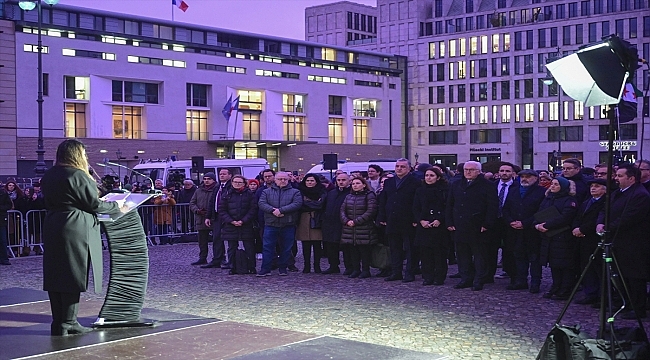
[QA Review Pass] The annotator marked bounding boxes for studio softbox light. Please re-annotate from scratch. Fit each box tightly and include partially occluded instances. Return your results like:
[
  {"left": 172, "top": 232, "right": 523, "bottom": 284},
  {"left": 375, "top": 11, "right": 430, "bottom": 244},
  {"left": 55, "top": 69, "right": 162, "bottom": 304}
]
[{"left": 545, "top": 39, "right": 631, "bottom": 107}]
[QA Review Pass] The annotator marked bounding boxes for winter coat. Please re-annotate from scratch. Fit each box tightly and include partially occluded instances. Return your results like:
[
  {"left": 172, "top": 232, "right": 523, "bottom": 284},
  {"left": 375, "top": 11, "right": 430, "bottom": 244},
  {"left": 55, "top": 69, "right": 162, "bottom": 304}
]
[
  {"left": 535, "top": 190, "right": 578, "bottom": 268},
  {"left": 597, "top": 184, "right": 650, "bottom": 279},
  {"left": 563, "top": 172, "right": 591, "bottom": 204},
  {"left": 572, "top": 196, "right": 605, "bottom": 253},
  {"left": 218, "top": 187, "right": 258, "bottom": 242},
  {"left": 502, "top": 182, "right": 547, "bottom": 253},
  {"left": 445, "top": 174, "right": 499, "bottom": 243},
  {"left": 296, "top": 189, "right": 326, "bottom": 242},
  {"left": 176, "top": 186, "right": 197, "bottom": 204},
  {"left": 41, "top": 166, "right": 120, "bottom": 293},
  {"left": 340, "top": 190, "right": 378, "bottom": 246},
  {"left": 189, "top": 184, "right": 216, "bottom": 231},
  {"left": 321, "top": 187, "right": 350, "bottom": 243},
  {"left": 0, "top": 191, "right": 13, "bottom": 226},
  {"left": 413, "top": 182, "right": 449, "bottom": 248},
  {"left": 377, "top": 173, "right": 421, "bottom": 234},
  {"left": 153, "top": 195, "right": 176, "bottom": 225},
  {"left": 258, "top": 184, "right": 303, "bottom": 227},
  {"left": 206, "top": 180, "right": 233, "bottom": 222}
]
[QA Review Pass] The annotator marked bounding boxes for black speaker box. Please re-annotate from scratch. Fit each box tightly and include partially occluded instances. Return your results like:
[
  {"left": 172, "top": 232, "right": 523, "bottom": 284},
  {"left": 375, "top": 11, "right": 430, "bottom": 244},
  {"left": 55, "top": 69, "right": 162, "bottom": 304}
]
[
  {"left": 191, "top": 156, "right": 204, "bottom": 171},
  {"left": 322, "top": 154, "right": 338, "bottom": 170}
]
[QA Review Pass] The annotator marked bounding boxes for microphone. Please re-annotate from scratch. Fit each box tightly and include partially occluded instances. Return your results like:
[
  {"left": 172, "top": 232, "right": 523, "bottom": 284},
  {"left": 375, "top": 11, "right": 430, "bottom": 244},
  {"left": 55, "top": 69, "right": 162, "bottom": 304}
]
[
  {"left": 103, "top": 161, "right": 162, "bottom": 194},
  {"left": 95, "top": 163, "right": 120, "bottom": 177}
]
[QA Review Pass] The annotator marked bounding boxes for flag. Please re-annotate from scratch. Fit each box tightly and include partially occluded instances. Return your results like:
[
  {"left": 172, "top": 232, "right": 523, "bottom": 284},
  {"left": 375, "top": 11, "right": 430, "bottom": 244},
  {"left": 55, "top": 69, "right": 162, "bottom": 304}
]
[
  {"left": 618, "top": 83, "right": 641, "bottom": 123},
  {"left": 222, "top": 95, "right": 240, "bottom": 121},
  {"left": 172, "top": 0, "right": 189, "bottom": 12}
]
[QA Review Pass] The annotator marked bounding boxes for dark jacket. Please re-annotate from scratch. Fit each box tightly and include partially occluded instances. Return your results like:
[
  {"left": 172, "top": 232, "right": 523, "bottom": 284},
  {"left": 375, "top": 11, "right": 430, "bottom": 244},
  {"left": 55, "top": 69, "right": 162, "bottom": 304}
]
[
  {"left": 413, "top": 182, "right": 449, "bottom": 248},
  {"left": 206, "top": 180, "right": 232, "bottom": 222},
  {"left": 377, "top": 173, "right": 421, "bottom": 234},
  {"left": 41, "top": 166, "right": 120, "bottom": 293},
  {"left": 296, "top": 188, "right": 326, "bottom": 242},
  {"left": 535, "top": 190, "right": 578, "bottom": 268},
  {"left": 258, "top": 184, "right": 303, "bottom": 227},
  {"left": 189, "top": 183, "right": 216, "bottom": 231},
  {"left": 445, "top": 174, "right": 499, "bottom": 243},
  {"left": 218, "top": 187, "right": 258, "bottom": 242},
  {"left": 563, "top": 172, "right": 591, "bottom": 204},
  {"left": 321, "top": 186, "right": 350, "bottom": 243},
  {"left": 176, "top": 186, "right": 197, "bottom": 204},
  {"left": 597, "top": 184, "right": 650, "bottom": 279},
  {"left": 0, "top": 191, "right": 13, "bottom": 224},
  {"left": 340, "top": 190, "right": 378, "bottom": 246},
  {"left": 501, "top": 182, "right": 547, "bottom": 251}
]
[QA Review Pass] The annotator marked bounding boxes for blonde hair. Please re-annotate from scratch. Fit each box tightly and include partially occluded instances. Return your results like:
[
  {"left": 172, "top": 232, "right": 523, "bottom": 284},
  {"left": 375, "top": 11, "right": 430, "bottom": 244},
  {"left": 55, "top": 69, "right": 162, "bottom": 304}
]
[{"left": 55, "top": 139, "right": 92, "bottom": 179}]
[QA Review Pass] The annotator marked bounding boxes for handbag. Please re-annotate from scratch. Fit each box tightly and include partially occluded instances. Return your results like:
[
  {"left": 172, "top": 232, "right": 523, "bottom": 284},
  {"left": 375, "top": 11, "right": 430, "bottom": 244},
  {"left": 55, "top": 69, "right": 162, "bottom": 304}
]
[
  {"left": 371, "top": 243, "right": 391, "bottom": 270},
  {"left": 309, "top": 212, "right": 322, "bottom": 229}
]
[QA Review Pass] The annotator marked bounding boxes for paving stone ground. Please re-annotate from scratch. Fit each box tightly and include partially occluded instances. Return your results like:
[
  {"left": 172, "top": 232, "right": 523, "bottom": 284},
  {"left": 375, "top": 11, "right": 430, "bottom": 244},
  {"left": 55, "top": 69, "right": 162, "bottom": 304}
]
[{"left": 3, "top": 243, "right": 650, "bottom": 359}]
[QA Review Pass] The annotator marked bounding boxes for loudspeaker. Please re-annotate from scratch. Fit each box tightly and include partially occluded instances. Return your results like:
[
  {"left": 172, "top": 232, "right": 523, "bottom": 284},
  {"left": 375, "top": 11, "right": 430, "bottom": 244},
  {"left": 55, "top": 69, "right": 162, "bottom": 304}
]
[
  {"left": 191, "top": 156, "right": 204, "bottom": 171},
  {"left": 322, "top": 154, "right": 338, "bottom": 170}
]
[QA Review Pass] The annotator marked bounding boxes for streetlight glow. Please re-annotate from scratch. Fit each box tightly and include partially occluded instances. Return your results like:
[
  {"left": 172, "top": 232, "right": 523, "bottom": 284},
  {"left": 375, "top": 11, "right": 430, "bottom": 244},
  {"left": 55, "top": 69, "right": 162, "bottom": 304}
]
[{"left": 18, "top": 1, "right": 36, "bottom": 11}]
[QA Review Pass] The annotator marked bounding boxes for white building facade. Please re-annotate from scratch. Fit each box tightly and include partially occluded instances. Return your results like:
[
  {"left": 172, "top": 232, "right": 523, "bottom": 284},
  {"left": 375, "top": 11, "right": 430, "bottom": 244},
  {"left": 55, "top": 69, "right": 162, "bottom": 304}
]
[
  {"left": 0, "top": 1, "right": 405, "bottom": 178},
  {"left": 306, "top": 0, "right": 650, "bottom": 170}
]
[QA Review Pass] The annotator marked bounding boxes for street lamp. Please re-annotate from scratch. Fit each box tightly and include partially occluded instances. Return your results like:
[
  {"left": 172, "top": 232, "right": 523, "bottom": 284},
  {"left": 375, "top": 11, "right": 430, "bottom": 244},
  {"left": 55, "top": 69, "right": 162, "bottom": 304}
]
[
  {"left": 414, "top": 152, "right": 419, "bottom": 166},
  {"left": 116, "top": 149, "right": 123, "bottom": 182},
  {"left": 18, "top": 0, "right": 59, "bottom": 177}
]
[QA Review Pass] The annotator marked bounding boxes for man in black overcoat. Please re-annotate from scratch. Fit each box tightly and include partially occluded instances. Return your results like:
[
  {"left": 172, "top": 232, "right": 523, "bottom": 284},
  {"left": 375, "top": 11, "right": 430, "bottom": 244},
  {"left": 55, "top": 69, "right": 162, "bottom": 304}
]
[
  {"left": 571, "top": 178, "right": 606, "bottom": 304},
  {"left": 203, "top": 168, "right": 232, "bottom": 268},
  {"left": 487, "top": 163, "right": 518, "bottom": 284},
  {"left": 377, "top": 158, "right": 422, "bottom": 282},
  {"left": 501, "top": 169, "right": 547, "bottom": 293},
  {"left": 597, "top": 163, "right": 650, "bottom": 319},
  {"left": 446, "top": 161, "right": 499, "bottom": 291},
  {"left": 0, "top": 190, "right": 13, "bottom": 265},
  {"left": 321, "top": 173, "right": 351, "bottom": 274}
]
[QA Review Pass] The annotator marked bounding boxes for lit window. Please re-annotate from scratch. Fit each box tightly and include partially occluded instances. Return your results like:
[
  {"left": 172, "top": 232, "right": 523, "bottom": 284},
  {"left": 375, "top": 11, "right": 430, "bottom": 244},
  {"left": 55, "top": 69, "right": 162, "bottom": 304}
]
[
  {"left": 328, "top": 118, "right": 344, "bottom": 144},
  {"left": 23, "top": 44, "right": 48, "bottom": 53},
  {"left": 186, "top": 110, "right": 208, "bottom": 141},
  {"left": 353, "top": 119, "right": 368, "bottom": 144}
]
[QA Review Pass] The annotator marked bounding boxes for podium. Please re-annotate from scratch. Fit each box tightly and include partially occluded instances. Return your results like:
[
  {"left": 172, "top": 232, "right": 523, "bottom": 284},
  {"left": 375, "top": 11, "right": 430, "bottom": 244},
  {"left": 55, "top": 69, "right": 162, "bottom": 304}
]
[{"left": 94, "top": 192, "right": 156, "bottom": 329}]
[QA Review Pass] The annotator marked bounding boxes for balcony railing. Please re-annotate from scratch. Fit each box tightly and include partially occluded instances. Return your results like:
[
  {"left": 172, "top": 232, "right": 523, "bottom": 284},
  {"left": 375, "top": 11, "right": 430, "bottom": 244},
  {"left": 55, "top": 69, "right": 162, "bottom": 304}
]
[{"left": 353, "top": 109, "right": 376, "bottom": 117}]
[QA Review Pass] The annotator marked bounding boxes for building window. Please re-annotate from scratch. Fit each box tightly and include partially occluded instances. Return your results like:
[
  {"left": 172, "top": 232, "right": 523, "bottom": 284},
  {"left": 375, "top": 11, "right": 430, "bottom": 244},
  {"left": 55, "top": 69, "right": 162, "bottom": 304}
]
[
  {"left": 437, "top": 86, "right": 445, "bottom": 103},
  {"left": 479, "top": 83, "right": 488, "bottom": 100},
  {"left": 437, "top": 63, "right": 445, "bottom": 81},
  {"left": 353, "top": 99, "right": 377, "bottom": 117},
  {"left": 64, "top": 76, "right": 89, "bottom": 100},
  {"left": 329, "top": 96, "right": 343, "bottom": 115},
  {"left": 598, "top": 124, "right": 637, "bottom": 140},
  {"left": 112, "top": 106, "right": 142, "bottom": 139},
  {"left": 64, "top": 103, "right": 86, "bottom": 138},
  {"left": 283, "top": 94, "right": 304, "bottom": 113},
  {"left": 437, "top": 109, "right": 446, "bottom": 125},
  {"left": 23, "top": 44, "right": 48, "bottom": 53},
  {"left": 186, "top": 110, "right": 208, "bottom": 140},
  {"left": 186, "top": 84, "right": 208, "bottom": 107},
  {"left": 429, "top": 131, "right": 458, "bottom": 144},
  {"left": 525, "top": 103, "right": 535, "bottom": 122},
  {"left": 238, "top": 90, "right": 263, "bottom": 111},
  {"left": 353, "top": 119, "right": 368, "bottom": 144},
  {"left": 502, "top": 104, "right": 511, "bottom": 123},
  {"left": 501, "top": 81, "right": 510, "bottom": 99},
  {"left": 458, "top": 84, "right": 466, "bottom": 102},
  {"left": 549, "top": 126, "right": 583, "bottom": 141},
  {"left": 471, "top": 129, "right": 501, "bottom": 143},
  {"left": 576, "top": 24, "right": 583, "bottom": 44},
  {"left": 458, "top": 107, "right": 467, "bottom": 124},
  {"left": 112, "top": 81, "right": 158, "bottom": 104},
  {"left": 328, "top": 118, "right": 344, "bottom": 144},
  {"left": 242, "top": 113, "right": 260, "bottom": 140},
  {"left": 283, "top": 116, "right": 304, "bottom": 141}
]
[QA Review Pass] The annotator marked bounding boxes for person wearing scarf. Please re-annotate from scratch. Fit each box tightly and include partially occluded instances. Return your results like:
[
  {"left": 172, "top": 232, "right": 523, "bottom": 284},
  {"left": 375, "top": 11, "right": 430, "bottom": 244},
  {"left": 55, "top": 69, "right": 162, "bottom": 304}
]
[{"left": 296, "top": 174, "right": 327, "bottom": 273}]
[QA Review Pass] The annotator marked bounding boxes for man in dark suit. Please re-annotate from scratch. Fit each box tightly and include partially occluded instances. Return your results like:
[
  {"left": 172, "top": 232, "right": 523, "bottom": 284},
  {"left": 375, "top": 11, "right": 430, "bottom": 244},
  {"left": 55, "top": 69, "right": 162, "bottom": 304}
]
[
  {"left": 377, "top": 158, "right": 422, "bottom": 282},
  {"left": 501, "top": 169, "right": 547, "bottom": 293},
  {"left": 203, "top": 168, "right": 232, "bottom": 268},
  {"left": 321, "top": 173, "right": 351, "bottom": 274},
  {"left": 571, "top": 178, "right": 607, "bottom": 304},
  {"left": 446, "top": 161, "right": 499, "bottom": 291},
  {"left": 597, "top": 163, "right": 650, "bottom": 319},
  {"left": 487, "top": 162, "right": 518, "bottom": 284}
]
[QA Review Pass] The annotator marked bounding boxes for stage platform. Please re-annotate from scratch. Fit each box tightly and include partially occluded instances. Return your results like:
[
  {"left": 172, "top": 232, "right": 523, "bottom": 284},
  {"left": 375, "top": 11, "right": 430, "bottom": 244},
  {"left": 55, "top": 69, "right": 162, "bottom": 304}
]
[{"left": 0, "top": 288, "right": 443, "bottom": 359}]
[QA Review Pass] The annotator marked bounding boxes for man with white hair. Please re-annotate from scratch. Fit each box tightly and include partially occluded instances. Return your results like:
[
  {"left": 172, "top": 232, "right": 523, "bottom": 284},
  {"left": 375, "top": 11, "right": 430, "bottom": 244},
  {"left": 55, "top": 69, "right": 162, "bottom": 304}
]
[{"left": 446, "top": 161, "right": 499, "bottom": 291}]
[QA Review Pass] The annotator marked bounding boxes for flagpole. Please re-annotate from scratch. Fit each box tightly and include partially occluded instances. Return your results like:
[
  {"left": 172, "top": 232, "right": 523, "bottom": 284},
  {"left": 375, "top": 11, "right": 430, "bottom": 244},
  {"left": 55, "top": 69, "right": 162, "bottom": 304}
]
[
  {"left": 231, "top": 110, "right": 240, "bottom": 159},
  {"left": 171, "top": 1, "right": 174, "bottom": 21}
]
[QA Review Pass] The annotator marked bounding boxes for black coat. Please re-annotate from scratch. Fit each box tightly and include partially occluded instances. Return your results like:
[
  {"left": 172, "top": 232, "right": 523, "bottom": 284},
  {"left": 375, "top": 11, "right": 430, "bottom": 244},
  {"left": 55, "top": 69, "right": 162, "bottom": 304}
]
[
  {"left": 340, "top": 190, "right": 378, "bottom": 246},
  {"left": 0, "top": 191, "right": 12, "bottom": 224},
  {"left": 321, "top": 187, "right": 350, "bottom": 243},
  {"left": 536, "top": 191, "right": 578, "bottom": 268},
  {"left": 564, "top": 172, "right": 591, "bottom": 205},
  {"left": 597, "top": 184, "right": 650, "bottom": 279},
  {"left": 413, "top": 182, "right": 449, "bottom": 248},
  {"left": 218, "top": 188, "right": 257, "bottom": 242},
  {"left": 377, "top": 173, "right": 421, "bottom": 234},
  {"left": 41, "top": 166, "right": 120, "bottom": 293},
  {"left": 176, "top": 186, "right": 197, "bottom": 204},
  {"left": 445, "top": 174, "right": 499, "bottom": 243}
]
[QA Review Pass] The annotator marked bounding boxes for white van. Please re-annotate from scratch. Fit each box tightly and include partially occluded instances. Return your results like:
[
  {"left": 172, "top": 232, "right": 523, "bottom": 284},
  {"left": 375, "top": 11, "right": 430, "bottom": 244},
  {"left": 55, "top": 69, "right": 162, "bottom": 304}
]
[
  {"left": 306, "top": 160, "right": 397, "bottom": 179},
  {"left": 129, "top": 158, "right": 269, "bottom": 186}
]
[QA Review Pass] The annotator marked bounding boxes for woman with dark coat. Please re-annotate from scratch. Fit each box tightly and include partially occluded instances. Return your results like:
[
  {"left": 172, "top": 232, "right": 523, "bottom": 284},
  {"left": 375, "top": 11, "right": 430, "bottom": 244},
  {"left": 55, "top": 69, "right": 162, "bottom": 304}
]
[
  {"left": 41, "top": 139, "right": 122, "bottom": 336},
  {"left": 534, "top": 177, "right": 578, "bottom": 300},
  {"left": 4, "top": 181, "right": 24, "bottom": 253},
  {"left": 218, "top": 175, "right": 258, "bottom": 275},
  {"left": 413, "top": 167, "right": 449, "bottom": 286},
  {"left": 340, "top": 177, "right": 378, "bottom": 279},
  {"left": 296, "top": 174, "right": 327, "bottom": 273}
]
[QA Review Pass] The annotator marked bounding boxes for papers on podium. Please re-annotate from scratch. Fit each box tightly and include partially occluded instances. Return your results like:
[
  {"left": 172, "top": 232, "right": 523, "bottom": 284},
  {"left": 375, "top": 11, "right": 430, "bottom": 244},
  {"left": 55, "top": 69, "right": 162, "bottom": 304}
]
[{"left": 98, "top": 192, "right": 154, "bottom": 222}]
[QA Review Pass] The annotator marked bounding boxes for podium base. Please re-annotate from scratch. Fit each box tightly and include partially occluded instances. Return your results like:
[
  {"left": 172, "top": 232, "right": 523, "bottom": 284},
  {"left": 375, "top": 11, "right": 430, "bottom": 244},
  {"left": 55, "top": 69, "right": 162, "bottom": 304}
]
[{"left": 92, "top": 318, "right": 159, "bottom": 329}]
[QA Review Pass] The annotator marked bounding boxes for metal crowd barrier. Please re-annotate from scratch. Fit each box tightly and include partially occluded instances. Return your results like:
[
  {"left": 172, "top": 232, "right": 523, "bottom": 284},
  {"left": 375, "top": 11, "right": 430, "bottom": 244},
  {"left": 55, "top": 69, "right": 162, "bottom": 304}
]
[{"left": 3, "top": 204, "right": 198, "bottom": 257}]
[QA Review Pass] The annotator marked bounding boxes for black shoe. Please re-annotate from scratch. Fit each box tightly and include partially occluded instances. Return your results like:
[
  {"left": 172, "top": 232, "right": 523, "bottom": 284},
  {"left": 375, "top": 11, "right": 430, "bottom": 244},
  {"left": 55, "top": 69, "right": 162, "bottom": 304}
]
[
  {"left": 402, "top": 275, "right": 415, "bottom": 283},
  {"left": 191, "top": 259, "right": 207, "bottom": 266},
  {"left": 376, "top": 269, "right": 391, "bottom": 277},
  {"left": 343, "top": 269, "right": 354, "bottom": 276},
  {"left": 506, "top": 283, "right": 528, "bottom": 290},
  {"left": 228, "top": 269, "right": 236, "bottom": 275},
  {"left": 321, "top": 267, "right": 340, "bottom": 274},
  {"left": 472, "top": 284, "right": 484, "bottom": 291},
  {"left": 53, "top": 322, "right": 93, "bottom": 336},
  {"left": 423, "top": 280, "right": 435, "bottom": 286},
  {"left": 529, "top": 284, "right": 540, "bottom": 294},
  {"left": 314, "top": 266, "right": 322, "bottom": 274},
  {"left": 449, "top": 273, "right": 461, "bottom": 279},
  {"left": 288, "top": 265, "right": 299, "bottom": 272},
  {"left": 201, "top": 262, "right": 220, "bottom": 269},
  {"left": 385, "top": 274, "right": 403, "bottom": 281},
  {"left": 454, "top": 282, "right": 472, "bottom": 289},
  {"left": 302, "top": 267, "right": 311, "bottom": 274},
  {"left": 348, "top": 270, "right": 361, "bottom": 278},
  {"left": 575, "top": 296, "right": 598, "bottom": 305},
  {"left": 0, "top": 260, "right": 10, "bottom": 266},
  {"left": 432, "top": 281, "right": 444, "bottom": 286},
  {"left": 358, "top": 271, "right": 371, "bottom": 279}
]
